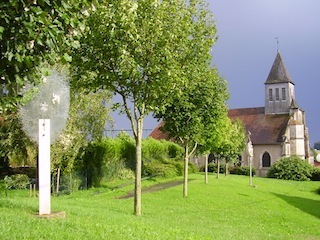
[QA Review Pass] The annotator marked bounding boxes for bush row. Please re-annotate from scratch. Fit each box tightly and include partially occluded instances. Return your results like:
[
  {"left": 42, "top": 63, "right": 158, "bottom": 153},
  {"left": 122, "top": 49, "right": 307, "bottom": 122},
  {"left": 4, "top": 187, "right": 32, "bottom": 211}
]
[
  {"left": 4, "top": 174, "right": 30, "bottom": 189},
  {"left": 200, "top": 163, "right": 256, "bottom": 176},
  {"left": 78, "top": 133, "right": 193, "bottom": 187}
]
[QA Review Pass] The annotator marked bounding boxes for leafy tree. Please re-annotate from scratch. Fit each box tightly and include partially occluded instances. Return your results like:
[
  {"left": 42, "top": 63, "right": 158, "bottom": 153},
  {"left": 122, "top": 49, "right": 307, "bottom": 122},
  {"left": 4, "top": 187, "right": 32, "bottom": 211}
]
[
  {"left": 197, "top": 113, "right": 228, "bottom": 183},
  {"left": 0, "top": 0, "right": 96, "bottom": 113},
  {"left": 224, "top": 119, "right": 247, "bottom": 175},
  {"left": 71, "top": 0, "right": 217, "bottom": 215},
  {"left": 156, "top": 67, "right": 229, "bottom": 197},
  {"left": 51, "top": 88, "right": 113, "bottom": 189},
  {"left": 209, "top": 118, "right": 246, "bottom": 177},
  {"left": 0, "top": 113, "right": 37, "bottom": 170}
]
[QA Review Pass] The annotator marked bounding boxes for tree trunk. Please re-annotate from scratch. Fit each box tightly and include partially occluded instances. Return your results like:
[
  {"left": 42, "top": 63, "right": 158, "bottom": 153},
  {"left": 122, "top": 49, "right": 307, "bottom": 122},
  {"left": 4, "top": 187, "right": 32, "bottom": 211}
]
[
  {"left": 134, "top": 118, "right": 143, "bottom": 216},
  {"left": 217, "top": 159, "right": 220, "bottom": 179},
  {"left": 205, "top": 154, "right": 208, "bottom": 184},
  {"left": 225, "top": 161, "right": 228, "bottom": 177},
  {"left": 56, "top": 167, "right": 60, "bottom": 193},
  {"left": 183, "top": 144, "right": 189, "bottom": 198}
]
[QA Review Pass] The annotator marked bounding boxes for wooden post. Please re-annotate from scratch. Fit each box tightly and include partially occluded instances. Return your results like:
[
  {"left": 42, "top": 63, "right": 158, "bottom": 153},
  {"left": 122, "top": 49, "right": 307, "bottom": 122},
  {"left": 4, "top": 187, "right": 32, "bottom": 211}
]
[{"left": 205, "top": 154, "right": 208, "bottom": 184}]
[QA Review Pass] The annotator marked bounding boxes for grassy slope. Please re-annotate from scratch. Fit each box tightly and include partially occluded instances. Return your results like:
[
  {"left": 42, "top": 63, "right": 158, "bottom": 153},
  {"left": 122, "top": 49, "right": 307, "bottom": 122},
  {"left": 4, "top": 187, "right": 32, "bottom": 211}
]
[{"left": 1, "top": 174, "right": 320, "bottom": 239}]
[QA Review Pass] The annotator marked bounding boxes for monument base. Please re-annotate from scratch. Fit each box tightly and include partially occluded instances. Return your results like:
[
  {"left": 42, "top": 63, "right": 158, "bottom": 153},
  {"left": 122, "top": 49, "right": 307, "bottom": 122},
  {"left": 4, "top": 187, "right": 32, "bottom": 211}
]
[{"left": 34, "top": 211, "right": 66, "bottom": 219}]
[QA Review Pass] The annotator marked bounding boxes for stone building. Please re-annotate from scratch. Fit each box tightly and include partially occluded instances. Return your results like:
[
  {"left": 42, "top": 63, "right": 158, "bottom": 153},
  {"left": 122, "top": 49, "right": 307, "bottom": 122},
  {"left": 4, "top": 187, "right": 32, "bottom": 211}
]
[
  {"left": 150, "top": 52, "right": 311, "bottom": 176},
  {"left": 228, "top": 52, "right": 311, "bottom": 176}
]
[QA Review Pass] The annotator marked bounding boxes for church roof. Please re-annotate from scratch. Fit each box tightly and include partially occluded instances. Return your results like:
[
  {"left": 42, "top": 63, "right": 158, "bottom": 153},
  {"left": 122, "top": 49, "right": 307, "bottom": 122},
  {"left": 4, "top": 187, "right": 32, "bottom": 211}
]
[
  {"left": 150, "top": 107, "right": 290, "bottom": 145},
  {"left": 265, "top": 52, "right": 294, "bottom": 85},
  {"left": 149, "top": 121, "right": 170, "bottom": 140},
  {"left": 228, "top": 107, "right": 290, "bottom": 145}
]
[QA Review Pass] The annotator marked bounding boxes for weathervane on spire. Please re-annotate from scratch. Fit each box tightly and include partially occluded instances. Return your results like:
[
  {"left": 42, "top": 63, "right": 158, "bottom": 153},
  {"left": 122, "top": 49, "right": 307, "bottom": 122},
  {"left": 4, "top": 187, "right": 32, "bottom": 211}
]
[{"left": 275, "top": 37, "right": 279, "bottom": 52}]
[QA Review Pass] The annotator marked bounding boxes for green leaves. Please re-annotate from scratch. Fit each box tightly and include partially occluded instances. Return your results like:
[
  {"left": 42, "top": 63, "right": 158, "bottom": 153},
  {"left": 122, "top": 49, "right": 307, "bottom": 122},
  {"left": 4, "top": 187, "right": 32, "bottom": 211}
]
[{"left": 0, "top": 0, "right": 95, "bottom": 113}]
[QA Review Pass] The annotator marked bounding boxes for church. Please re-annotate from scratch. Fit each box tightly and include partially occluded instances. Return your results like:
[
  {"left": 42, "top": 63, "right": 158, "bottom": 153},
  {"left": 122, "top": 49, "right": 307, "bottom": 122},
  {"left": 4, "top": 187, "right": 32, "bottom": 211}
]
[
  {"left": 150, "top": 52, "right": 312, "bottom": 177},
  {"left": 228, "top": 52, "right": 311, "bottom": 176}
]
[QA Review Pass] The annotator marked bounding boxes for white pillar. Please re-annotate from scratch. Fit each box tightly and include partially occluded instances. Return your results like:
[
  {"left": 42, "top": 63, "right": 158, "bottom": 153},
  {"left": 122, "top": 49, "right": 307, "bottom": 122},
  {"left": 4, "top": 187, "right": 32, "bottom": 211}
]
[{"left": 39, "top": 119, "right": 51, "bottom": 215}]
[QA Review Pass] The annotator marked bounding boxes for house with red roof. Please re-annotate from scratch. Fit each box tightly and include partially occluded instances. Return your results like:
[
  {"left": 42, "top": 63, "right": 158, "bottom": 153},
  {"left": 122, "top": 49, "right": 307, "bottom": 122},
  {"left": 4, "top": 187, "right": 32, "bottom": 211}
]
[{"left": 150, "top": 52, "right": 312, "bottom": 176}]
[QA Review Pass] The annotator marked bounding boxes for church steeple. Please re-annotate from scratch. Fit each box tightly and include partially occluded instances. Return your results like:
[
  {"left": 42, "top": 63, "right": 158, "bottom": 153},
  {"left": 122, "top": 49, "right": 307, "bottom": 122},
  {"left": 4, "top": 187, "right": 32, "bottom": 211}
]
[
  {"left": 265, "top": 52, "right": 294, "bottom": 85},
  {"left": 264, "top": 52, "right": 295, "bottom": 115}
]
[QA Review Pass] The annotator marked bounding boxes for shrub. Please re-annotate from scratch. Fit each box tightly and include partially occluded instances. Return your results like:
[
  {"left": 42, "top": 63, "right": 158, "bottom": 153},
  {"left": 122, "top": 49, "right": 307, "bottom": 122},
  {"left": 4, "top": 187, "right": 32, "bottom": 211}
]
[
  {"left": 117, "top": 133, "right": 136, "bottom": 170},
  {"left": 142, "top": 157, "right": 197, "bottom": 178},
  {"left": 53, "top": 173, "right": 83, "bottom": 194},
  {"left": 165, "top": 141, "right": 184, "bottom": 159},
  {"left": 172, "top": 160, "right": 184, "bottom": 175},
  {"left": 267, "top": 155, "right": 313, "bottom": 181},
  {"left": 200, "top": 163, "right": 227, "bottom": 173},
  {"left": 188, "top": 162, "right": 199, "bottom": 174},
  {"left": 230, "top": 166, "right": 256, "bottom": 176},
  {"left": 142, "top": 138, "right": 167, "bottom": 160},
  {"left": 77, "top": 134, "right": 186, "bottom": 186},
  {"left": 142, "top": 138, "right": 184, "bottom": 161},
  {"left": 142, "top": 159, "right": 178, "bottom": 178},
  {"left": 311, "top": 167, "right": 320, "bottom": 181},
  {"left": 4, "top": 174, "right": 30, "bottom": 189},
  {"left": 0, "top": 180, "right": 7, "bottom": 196},
  {"left": 78, "top": 141, "right": 106, "bottom": 187}
]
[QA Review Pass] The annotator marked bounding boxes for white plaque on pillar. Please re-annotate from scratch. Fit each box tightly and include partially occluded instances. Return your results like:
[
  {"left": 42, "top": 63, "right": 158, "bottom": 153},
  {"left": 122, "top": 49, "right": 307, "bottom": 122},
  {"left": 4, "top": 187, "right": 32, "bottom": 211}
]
[{"left": 39, "top": 119, "right": 51, "bottom": 215}]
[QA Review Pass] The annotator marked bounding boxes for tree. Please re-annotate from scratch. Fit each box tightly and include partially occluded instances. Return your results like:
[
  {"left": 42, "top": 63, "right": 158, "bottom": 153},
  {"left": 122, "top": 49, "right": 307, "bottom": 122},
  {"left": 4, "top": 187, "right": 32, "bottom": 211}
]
[
  {"left": 71, "top": 0, "right": 217, "bottom": 215},
  {"left": 51, "top": 88, "right": 113, "bottom": 191},
  {"left": 0, "top": 0, "right": 96, "bottom": 113},
  {"left": 0, "top": 113, "right": 36, "bottom": 170},
  {"left": 197, "top": 113, "right": 229, "bottom": 183},
  {"left": 209, "top": 117, "right": 246, "bottom": 177},
  {"left": 223, "top": 119, "right": 246, "bottom": 175},
  {"left": 156, "top": 67, "right": 229, "bottom": 197}
]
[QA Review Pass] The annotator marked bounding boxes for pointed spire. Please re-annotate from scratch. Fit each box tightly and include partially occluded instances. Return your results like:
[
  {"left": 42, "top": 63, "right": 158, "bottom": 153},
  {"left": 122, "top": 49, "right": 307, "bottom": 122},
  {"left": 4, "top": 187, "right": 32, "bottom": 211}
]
[{"left": 265, "top": 52, "right": 294, "bottom": 84}]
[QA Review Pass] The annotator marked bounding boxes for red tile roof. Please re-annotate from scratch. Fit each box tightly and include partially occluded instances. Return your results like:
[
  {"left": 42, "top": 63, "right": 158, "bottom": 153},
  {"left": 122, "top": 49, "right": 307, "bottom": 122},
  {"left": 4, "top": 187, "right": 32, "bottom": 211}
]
[
  {"left": 149, "top": 121, "right": 170, "bottom": 140},
  {"left": 228, "top": 107, "right": 290, "bottom": 145},
  {"left": 150, "top": 107, "right": 290, "bottom": 146}
]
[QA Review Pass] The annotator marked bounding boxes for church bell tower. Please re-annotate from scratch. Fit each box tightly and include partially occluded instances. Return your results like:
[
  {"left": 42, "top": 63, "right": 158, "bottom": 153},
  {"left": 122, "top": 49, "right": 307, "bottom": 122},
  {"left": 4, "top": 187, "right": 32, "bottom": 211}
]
[{"left": 264, "top": 52, "right": 295, "bottom": 115}]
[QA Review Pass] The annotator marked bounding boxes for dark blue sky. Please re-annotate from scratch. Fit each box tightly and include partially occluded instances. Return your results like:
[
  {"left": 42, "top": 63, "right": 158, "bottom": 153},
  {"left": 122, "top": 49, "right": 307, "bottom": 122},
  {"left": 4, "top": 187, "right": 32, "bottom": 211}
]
[
  {"left": 112, "top": 0, "right": 320, "bottom": 145},
  {"left": 209, "top": 0, "right": 320, "bottom": 145}
]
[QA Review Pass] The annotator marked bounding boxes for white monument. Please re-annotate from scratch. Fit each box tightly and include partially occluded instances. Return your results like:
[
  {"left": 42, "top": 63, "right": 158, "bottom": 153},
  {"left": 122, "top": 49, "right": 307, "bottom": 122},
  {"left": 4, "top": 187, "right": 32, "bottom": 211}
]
[{"left": 20, "top": 69, "right": 69, "bottom": 216}]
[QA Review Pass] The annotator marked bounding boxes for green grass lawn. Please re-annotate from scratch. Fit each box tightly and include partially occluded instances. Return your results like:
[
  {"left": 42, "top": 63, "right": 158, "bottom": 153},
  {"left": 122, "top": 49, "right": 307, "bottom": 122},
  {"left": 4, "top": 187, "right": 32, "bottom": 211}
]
[{"left": 1, "top": 174, "right": 320, "bottom": 239}]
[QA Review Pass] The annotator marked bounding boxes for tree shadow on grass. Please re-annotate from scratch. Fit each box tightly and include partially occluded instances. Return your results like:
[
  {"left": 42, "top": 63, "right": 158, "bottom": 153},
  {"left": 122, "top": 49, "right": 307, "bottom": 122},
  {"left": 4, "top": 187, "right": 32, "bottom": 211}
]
[
  {"left": 118, "top": 179, "right": 194, "bottom": 199},
  {"left": 273, "top": 193, "right": 320, "bottom": 219}
]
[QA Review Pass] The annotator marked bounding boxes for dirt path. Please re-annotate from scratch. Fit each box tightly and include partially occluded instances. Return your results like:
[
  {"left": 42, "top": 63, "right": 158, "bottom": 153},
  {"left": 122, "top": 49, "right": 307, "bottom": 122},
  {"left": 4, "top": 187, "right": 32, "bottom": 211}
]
[{"left": 118, "top": 179, "right": 186, "bottom": 199}]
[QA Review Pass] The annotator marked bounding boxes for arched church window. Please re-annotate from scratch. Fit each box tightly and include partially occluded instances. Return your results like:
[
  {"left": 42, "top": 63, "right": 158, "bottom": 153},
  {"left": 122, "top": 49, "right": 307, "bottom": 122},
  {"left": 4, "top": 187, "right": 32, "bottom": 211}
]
[
  {"left": 262, "top": 152, "right": 271, "bottom": 167},
  {"left": 208, "top": 153, "right": 215, "bottom": 164}
]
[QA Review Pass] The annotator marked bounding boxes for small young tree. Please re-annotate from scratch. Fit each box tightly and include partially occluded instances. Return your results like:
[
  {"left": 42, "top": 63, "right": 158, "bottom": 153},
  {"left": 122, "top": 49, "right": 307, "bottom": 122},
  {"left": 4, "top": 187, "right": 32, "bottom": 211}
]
[
  {"left": 156, "top": 67, "right": 228, "bottom": 197},
  {"left": 224, "top": 119, "right": 247, "bottom": 176},
  {"left": 51, "top": 88, "right": 113, "bottom": 191},
  {"left": 71, "top": 0, "right": 218, "bottom": 215},
  {"left": 201, "top": 115, "right": 230, "bottom": 179},
  {"left": 197, "top": 113, "right": 230, "bottom": 183}
]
